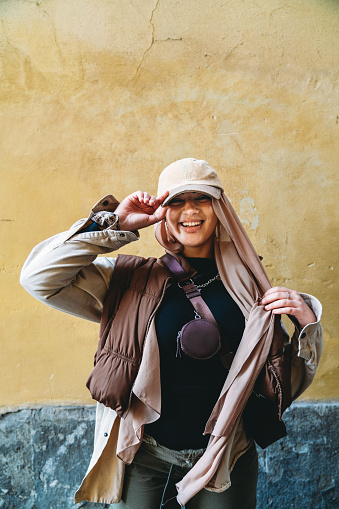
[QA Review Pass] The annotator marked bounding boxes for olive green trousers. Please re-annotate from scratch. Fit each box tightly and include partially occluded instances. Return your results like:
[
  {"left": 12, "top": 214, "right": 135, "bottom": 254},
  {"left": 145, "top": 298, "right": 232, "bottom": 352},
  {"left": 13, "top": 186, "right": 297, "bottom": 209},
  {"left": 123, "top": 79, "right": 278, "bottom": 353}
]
[{"left": 116, "top": 437, "right": 258, "bottom": 509}]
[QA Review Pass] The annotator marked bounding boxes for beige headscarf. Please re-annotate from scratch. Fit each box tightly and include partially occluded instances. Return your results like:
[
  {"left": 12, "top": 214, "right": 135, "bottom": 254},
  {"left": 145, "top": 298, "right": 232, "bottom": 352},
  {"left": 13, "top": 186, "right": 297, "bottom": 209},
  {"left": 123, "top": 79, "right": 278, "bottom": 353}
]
[{"left": 154, "top": 192, "right": 276, "bottom": 506}]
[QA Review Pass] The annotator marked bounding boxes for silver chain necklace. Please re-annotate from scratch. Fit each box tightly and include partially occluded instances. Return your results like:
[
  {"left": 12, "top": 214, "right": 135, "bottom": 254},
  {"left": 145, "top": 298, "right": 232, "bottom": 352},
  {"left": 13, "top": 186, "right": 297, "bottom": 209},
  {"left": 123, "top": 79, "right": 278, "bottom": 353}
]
[{"left": 194, "top": 273, "right": 221, "bottom": 289}]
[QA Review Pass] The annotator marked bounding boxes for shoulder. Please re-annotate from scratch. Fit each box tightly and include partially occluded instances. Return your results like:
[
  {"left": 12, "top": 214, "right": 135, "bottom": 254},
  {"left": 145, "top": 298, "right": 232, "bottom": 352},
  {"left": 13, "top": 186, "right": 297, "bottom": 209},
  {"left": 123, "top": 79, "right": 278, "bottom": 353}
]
[{"left": 114, "top": 254, "right": 159, "bottom": 271}]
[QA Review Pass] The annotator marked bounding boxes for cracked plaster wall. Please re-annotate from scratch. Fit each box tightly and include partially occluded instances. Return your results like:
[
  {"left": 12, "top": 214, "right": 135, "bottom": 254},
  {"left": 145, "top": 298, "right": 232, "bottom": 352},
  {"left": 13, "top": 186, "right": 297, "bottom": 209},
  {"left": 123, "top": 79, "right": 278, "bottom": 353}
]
[{"left": 0, "top": 0, "right": 338, "bottom": 410}]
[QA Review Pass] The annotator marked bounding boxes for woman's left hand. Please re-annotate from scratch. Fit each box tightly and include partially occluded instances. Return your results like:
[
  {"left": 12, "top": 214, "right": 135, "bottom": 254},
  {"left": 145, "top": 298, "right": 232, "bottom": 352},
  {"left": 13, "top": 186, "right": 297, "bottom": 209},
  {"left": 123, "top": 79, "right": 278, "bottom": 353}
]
[{"left": 261, "top": 286, "right": 317, "bottom": 329}]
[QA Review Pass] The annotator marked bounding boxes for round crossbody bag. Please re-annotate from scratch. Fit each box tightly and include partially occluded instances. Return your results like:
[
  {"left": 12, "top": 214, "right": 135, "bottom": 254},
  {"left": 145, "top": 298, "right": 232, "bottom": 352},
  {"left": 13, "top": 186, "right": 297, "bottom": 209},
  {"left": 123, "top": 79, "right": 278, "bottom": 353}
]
[
  {"left": 161, "top": 253, "right": 233, "bottom": 362},
  {"left": 178, "top": 317, "right": 221, "bottom": 359}
]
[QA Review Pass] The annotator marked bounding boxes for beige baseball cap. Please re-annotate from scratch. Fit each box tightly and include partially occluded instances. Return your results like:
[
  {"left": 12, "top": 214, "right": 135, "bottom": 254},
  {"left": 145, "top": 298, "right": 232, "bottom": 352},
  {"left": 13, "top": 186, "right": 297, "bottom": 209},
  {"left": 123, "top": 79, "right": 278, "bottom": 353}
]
[{"left": 158, "top": 158, "right": 224, "bottom": 206}]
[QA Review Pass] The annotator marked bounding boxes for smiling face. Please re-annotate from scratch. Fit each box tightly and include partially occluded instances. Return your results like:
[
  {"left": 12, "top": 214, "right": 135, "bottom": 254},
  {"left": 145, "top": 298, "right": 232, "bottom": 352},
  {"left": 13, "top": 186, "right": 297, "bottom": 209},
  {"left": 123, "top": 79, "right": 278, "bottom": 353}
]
[{"left": 165, "top": 192, "right": 218, "bottom": 258}]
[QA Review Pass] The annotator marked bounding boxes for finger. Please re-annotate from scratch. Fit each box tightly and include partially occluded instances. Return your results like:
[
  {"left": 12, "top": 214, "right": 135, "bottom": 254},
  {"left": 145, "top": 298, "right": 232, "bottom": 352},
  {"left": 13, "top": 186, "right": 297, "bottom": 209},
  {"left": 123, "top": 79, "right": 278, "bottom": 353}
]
[
  {"left": 141, "top": 192, "right": 152, "bottom": 203},
  {"left": 264, "top": 298, "right": 295, "bottom": 311},
  {"left": 156, "top": 190, "right": 170, "bottom": 207},
  {"left": 270, "top": 307, "right": 296, "bottom": 316},
  {"left": 147, "top": 212, "right": 163, "bottom": 226},
  {"left": 152, "top": 198, "right": 168, "bottom": 211},
  {"left": 261, "top": 288, "right": 296, "bottom": 305},
  {"left": 262, "top": 292, "right": 294, "bottom": 305},
  {"left": 134, "top": 191, "right": 145, "bottom": 202},
  {"left": 147, "top": 195, "right": 158, "bottom": 206},
  {"left": 263, "top": 286, "right": 291, "bottom": 297},
  {"left": 154, "top": 206, "right": 167, "bottom": 221},
  {"left": 148, "top": 215, "right": 159, "bottom": 225},
  {"left": 132, "top": 191, "right": 152, "bottom": 203}
]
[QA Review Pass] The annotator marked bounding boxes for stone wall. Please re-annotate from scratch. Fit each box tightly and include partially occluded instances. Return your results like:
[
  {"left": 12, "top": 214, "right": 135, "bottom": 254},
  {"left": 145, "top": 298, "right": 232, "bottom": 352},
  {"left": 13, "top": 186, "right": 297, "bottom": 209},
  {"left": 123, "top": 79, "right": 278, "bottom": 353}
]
[{"left": 0, "top": 403, "right": 337, "bottom": 508}]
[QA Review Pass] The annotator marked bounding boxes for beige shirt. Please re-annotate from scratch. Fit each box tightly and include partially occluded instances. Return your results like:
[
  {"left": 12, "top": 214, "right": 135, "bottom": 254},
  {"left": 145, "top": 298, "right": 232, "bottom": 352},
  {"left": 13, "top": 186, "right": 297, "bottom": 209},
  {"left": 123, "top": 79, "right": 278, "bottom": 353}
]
[{"left": 20, "top": 201, "right": 323, "bottom": 505}]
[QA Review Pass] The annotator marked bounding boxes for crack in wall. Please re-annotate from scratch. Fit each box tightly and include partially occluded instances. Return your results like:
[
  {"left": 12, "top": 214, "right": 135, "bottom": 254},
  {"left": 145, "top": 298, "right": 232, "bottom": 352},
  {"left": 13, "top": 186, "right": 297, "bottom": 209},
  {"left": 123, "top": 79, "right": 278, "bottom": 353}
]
[
  {"left": 1, "top": 1, "right": 68, "bottom": 92},
  {"left": 134, "top": 0, "right": 161, "bottom": 78},
  {"left": 34, "top": 1, "right": 65, "bottom": 65}
]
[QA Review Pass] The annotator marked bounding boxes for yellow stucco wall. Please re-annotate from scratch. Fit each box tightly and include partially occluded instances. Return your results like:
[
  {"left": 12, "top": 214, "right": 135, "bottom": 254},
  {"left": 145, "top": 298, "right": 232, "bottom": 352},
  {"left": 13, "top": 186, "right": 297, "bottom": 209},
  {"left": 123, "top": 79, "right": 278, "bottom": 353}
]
[{"left": 0, "top": 0, "right": 338, "bottom": 409}]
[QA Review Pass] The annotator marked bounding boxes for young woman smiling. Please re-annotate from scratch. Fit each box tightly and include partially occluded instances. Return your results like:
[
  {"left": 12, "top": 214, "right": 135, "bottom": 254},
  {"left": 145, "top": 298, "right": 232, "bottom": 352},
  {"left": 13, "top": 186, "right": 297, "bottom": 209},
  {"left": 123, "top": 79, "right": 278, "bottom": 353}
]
[
  {"left": 164, "top": 192, "right": 218, "bottom": 258},
  {"left": 20, "top": 158, "right": 322, "bottom": 508}
]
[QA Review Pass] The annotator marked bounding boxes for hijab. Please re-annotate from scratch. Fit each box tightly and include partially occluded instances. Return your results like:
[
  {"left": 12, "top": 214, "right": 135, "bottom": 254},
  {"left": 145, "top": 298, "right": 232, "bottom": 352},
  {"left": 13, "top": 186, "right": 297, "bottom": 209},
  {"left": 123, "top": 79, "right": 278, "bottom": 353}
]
[{"left": 154, "top": 191, "right": 277, "bottom": 505}]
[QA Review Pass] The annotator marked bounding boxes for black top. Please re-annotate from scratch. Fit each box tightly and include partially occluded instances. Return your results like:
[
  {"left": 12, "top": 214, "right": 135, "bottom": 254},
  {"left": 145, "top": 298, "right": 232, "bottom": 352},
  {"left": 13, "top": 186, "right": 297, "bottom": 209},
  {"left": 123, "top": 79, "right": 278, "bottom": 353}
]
[{"left": 145, "top": 257, "right": 245, "bottom": 450}]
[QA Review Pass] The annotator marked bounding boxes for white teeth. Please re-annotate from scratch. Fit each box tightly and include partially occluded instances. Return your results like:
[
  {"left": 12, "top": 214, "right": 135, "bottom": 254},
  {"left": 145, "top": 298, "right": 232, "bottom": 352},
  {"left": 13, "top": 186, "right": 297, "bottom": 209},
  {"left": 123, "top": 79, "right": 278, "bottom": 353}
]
[{"left": 182, "top": 221, "right": 202, "bottom": 227}]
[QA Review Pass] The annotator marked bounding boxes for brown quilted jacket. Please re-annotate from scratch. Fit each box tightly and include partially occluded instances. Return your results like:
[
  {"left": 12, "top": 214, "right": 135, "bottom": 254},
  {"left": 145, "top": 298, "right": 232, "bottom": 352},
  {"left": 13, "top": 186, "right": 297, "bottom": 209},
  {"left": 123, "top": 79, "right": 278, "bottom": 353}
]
[{"left": 86, "top": 252, "right": 292, "bottom": 447}]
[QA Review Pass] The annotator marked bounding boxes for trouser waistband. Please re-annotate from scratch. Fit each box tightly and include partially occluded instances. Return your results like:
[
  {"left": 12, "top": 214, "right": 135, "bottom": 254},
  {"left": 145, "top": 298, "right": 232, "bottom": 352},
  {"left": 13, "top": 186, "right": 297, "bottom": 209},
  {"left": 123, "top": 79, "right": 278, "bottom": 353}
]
[{"left": 143, "top": 433, "right": 206, "bottom": 470}]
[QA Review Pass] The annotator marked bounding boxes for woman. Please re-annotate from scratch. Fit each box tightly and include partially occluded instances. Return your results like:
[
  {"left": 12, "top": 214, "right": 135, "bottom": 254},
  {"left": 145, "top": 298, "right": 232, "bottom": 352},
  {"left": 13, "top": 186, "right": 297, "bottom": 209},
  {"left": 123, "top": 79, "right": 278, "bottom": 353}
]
[{"left": 20, "top": 158, "right": 322, "bottom": 508}]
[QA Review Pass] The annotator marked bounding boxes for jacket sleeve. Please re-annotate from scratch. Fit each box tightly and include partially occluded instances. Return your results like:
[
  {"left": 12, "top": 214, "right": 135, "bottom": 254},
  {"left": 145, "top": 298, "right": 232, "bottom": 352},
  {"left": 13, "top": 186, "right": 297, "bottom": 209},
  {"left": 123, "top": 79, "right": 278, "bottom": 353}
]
[
  {"left": 289, "top": 293, "right": 323, "bottom": 400},
  {"left": 20, "top": 195, "right": 139, "bottom": 323}
]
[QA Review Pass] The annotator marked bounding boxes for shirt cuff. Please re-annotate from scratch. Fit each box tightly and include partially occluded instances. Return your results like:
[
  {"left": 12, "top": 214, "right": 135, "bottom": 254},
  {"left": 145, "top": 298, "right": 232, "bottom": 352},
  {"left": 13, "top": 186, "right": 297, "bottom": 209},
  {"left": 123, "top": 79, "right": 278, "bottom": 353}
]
[
  {"left": 61, "top": 194, "right": 140, "bottom": 244},
  {"left": 295, "top": 293, "right": 322, "bottom": 361}
]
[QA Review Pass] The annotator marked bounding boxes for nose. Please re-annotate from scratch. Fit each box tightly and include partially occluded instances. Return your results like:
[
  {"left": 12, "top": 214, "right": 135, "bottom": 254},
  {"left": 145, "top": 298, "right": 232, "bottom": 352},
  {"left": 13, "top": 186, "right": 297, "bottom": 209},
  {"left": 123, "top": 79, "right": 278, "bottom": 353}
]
[{"left": 183, "top": 199, "right": 199, "bottom": 215}]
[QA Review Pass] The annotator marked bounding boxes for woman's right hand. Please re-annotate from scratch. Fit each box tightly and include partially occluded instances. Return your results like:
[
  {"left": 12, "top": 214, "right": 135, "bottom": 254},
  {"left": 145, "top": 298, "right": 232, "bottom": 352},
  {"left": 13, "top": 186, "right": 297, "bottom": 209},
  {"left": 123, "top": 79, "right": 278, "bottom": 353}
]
[{"left": 114, "top": 190, "right": 169, "bottom": 231}]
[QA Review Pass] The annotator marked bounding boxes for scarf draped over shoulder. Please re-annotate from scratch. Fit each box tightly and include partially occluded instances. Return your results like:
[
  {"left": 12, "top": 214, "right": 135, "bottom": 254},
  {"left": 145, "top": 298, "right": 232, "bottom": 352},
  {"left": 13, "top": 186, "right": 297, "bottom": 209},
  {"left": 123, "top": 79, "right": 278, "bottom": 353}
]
[{"left": 155, "top": 193, "right": 277, "bottom": 506}]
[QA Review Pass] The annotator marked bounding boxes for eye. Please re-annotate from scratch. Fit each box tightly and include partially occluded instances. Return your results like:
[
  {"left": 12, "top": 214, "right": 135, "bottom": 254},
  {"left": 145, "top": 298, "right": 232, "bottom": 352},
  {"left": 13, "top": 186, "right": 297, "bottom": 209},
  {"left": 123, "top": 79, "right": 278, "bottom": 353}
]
[
  {"left": 168, "top": 197, "right": 185, "bottom": 206},
  {"left": 195, "top": 194, "right": 211, "bottom": 203}
]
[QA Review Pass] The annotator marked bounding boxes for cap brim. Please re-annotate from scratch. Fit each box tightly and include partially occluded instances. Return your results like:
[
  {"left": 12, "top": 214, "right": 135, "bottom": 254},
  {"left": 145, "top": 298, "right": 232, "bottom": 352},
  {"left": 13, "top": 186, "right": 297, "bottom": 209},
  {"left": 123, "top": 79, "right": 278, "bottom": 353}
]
[{"left": 162, "top": 185, "right": 222, "bottom": 206}]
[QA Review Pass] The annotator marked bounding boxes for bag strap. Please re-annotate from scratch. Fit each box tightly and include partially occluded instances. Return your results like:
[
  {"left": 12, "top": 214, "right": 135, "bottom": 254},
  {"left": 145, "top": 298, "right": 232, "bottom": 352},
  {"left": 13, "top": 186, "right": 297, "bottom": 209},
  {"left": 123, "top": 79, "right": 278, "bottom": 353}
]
[
  {"left": 161, "top": 253, "right": 219, "bottom": 327},
  {"left": 160, "top": 253, "right": 235, "bottom": 367}
]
